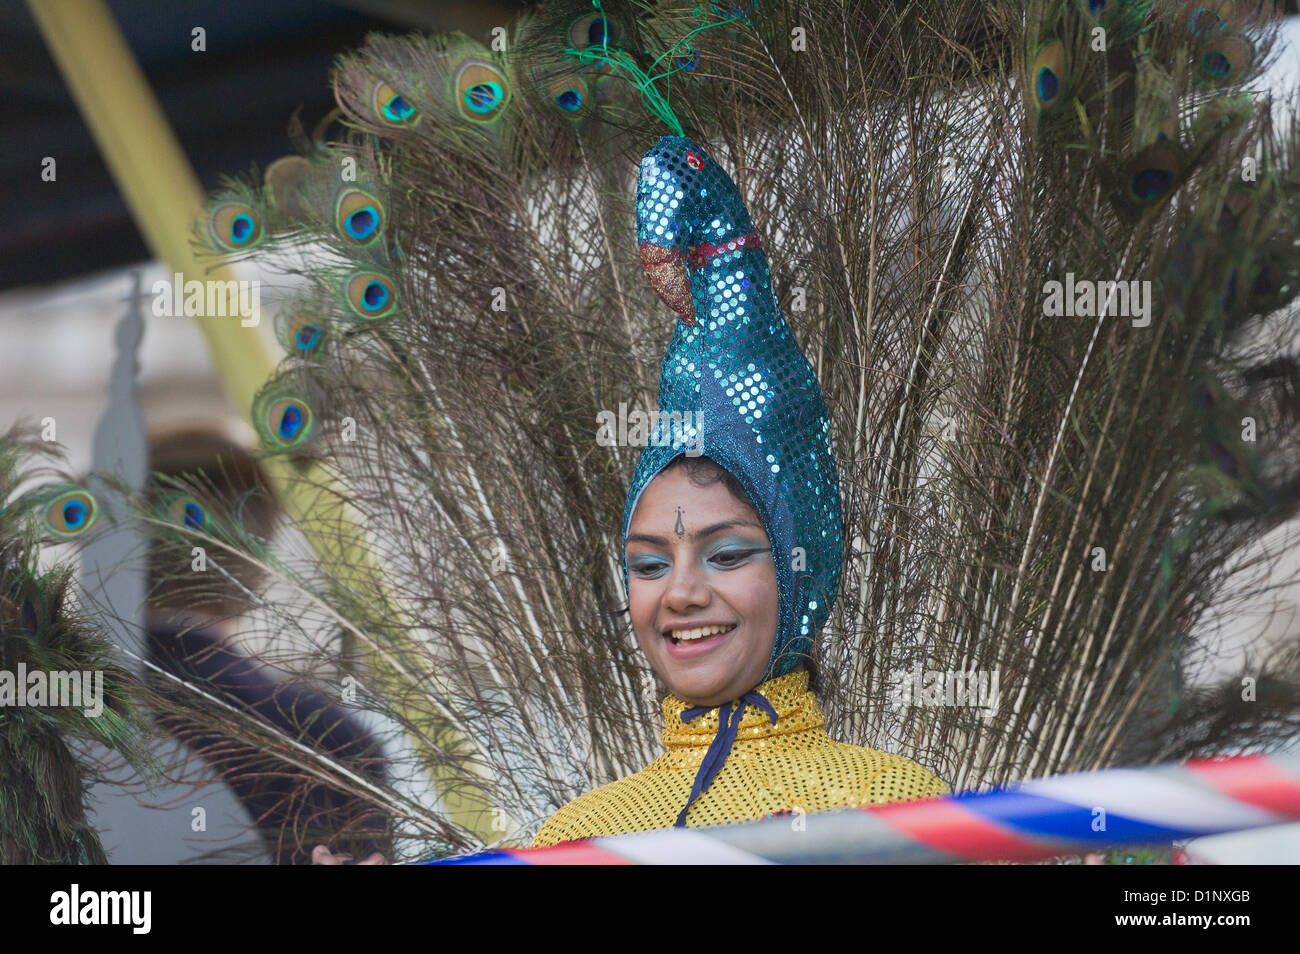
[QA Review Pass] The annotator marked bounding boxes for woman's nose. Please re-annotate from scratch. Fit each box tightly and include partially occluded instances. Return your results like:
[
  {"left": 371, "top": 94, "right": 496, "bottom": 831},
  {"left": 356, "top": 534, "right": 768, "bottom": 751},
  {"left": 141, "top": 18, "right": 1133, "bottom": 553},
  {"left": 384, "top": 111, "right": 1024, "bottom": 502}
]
[{"left": 662, "top": 560, "right": 710, "bottom": 612}]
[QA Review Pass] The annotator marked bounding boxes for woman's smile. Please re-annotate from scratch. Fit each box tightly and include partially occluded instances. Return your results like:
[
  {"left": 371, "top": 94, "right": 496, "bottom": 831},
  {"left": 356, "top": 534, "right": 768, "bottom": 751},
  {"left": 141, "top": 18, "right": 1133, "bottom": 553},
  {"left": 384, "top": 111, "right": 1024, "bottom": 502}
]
[{"left": 664, "top": 621, "right": 738, "bottom": 655}]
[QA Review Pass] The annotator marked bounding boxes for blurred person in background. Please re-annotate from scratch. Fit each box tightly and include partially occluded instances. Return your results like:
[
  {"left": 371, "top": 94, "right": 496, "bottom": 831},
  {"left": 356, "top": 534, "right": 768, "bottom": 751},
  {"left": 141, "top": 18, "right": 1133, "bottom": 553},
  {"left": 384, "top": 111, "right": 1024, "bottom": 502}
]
[{"left": 144, "top": 429, "right": 389, "bottom": 864}]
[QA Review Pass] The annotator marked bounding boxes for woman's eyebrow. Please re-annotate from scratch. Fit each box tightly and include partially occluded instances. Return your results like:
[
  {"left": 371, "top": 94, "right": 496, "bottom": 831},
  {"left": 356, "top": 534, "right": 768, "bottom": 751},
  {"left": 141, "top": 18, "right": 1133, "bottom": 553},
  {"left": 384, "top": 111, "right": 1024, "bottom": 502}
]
[{"left": 627, "top": 519, "right": 762, "bottom": 547}]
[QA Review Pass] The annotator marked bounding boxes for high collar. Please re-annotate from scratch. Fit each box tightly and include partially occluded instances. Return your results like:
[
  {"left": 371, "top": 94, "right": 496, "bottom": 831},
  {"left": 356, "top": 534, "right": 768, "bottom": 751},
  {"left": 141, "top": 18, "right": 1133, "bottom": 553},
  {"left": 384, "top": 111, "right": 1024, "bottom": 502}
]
[{"left": 660, "top": 669, "right": 824, "bottom": 751}]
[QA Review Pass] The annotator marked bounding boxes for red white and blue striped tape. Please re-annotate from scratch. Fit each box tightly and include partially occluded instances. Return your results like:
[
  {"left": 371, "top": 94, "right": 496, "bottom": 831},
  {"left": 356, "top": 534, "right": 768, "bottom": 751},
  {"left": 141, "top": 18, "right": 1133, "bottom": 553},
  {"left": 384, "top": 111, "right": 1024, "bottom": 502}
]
[{"left": 419, "top": 751, "right": 1300, "bottom": 864}]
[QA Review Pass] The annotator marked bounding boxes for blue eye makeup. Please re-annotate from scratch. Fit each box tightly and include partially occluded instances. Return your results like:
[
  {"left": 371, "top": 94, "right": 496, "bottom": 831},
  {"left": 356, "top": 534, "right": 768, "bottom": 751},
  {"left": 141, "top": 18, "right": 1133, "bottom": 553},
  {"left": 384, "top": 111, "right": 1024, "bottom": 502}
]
[
  {"left": 707, "top": 538, "right": 769, "bottom": 568},
  {"left": 628, "top": 555, "right": 669, "bottom": 579},
  {"left": 627, "top": 537, "right": 769, "bottom": 579}
]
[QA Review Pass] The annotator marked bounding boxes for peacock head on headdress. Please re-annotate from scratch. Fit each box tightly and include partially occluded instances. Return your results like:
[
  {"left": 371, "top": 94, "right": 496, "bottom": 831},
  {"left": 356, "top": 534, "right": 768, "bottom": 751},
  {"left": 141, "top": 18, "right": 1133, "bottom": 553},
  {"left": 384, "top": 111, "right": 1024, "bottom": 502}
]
[{"left": 622, "top": 133, "right": 843, "bottom": 703}]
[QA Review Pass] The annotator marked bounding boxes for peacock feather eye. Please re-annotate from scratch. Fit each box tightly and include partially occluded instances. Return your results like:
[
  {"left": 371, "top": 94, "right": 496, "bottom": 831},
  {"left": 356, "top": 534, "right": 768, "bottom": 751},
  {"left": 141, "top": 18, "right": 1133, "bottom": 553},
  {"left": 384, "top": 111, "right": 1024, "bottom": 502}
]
[
  {"left": 454, "top": 59, "right": 510, "bottom": 122},
  {"left": 1189, "top": 7, "right": 1224, "bottom": 38},
  {"left": 1031, "top": 42, "right": 1067, "bottom": 114},
  {"left": 1131, "top": 168, "right": 1173, "bottom": 200},
  {"left": 264, "top": 156, "right": 312, "bottom": 222},
  {"left": 21, "top": 597, "right": 39, "bottom": 639},
  {"left": 1199, "top": 38, "right": 1252, "bottom": 84},
  {"left": 1125, "top": 141, "right": 1181, "bottom": 205},
  {"left": 252, "top": 377, "right": 319, "bottom": 452},
  {"left": 1037, "top": 66, "right": 1058, "bottom": 102},
  {"left": 548, "top": 75, "right": 589, "bottom": 116},
  {"left": 674, "top": 44, "right": 698, "bottom": 72},
  {"left": 335, "top": 188, "right": 385, "bottom": 247},
  {"left": 168, "top": 496, "right": 207, "bottom": 531},
  {"left": 208, "top": 202, "right": 264, "bottom": 252},
  {"left": 346, "top": 271, "right": 398, "bottom": 320},
  {"left": 568, "top": 14, "right": 618, "bottom": 51},
  {"left": 281, "top": 311, "right": 326, "bottom": 358},
  {"left": 1203, "top": 50, "right": 1229, "bottom": 78},
  {"left": 589, "top": 17, "right": 613, "bottom": 47},
  {"left": 371, "top": 80, "right": 419, "bottom": 127},
  {"left": 297, "top": 324, "right": 321, "bottom": 351},
  {"left": 43, "top": 487, "right": 97, "bottom": 539},
  {"left": 265, "top": 397, "right": 313, "bottom": 449}
]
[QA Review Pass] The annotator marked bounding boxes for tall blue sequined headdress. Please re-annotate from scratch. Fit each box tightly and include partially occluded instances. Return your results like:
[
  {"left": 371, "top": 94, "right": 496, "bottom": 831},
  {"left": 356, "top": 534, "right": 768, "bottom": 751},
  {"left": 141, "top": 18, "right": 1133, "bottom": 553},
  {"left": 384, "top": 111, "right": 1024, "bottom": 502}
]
[{"left": 623, "top": 135, "right": 843, "bottom": 684}]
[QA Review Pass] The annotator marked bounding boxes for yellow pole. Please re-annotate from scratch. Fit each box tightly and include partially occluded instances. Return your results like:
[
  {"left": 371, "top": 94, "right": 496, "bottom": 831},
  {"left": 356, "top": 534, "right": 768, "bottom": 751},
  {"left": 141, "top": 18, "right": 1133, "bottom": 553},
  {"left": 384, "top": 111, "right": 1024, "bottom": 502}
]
[{"left": 28, "top": 0, "right": 510, "bottom": 846}]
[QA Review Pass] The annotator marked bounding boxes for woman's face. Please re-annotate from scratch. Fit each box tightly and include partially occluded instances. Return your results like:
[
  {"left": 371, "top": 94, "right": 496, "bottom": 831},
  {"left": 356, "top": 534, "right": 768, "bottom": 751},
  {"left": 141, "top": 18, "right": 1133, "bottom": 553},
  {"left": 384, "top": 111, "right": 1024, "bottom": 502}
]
[{"left": 626, "top": 465, "right": 779, "bottom": 707}]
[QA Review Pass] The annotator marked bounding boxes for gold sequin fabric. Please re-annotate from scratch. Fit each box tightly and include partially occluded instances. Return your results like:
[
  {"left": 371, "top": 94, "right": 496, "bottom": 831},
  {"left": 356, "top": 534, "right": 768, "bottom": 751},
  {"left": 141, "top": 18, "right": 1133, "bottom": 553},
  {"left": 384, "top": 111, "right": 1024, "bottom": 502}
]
[{"left": 531, "top": 670, "right": 949, "bottom": 847}]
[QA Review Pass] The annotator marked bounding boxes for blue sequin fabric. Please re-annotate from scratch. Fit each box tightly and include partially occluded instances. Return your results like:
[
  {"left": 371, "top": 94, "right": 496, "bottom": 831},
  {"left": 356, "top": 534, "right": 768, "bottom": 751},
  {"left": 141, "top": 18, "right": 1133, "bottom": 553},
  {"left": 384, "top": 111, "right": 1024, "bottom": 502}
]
[{"left": 623, "top": 135, "right": 843, "bottom": 681}]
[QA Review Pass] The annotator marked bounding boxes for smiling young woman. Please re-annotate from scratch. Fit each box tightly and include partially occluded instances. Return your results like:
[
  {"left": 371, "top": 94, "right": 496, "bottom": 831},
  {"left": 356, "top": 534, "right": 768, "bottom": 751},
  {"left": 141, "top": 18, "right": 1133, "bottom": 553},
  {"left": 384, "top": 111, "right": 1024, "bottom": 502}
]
[
  {"left": 530, "top": 452, "right": 948, "bottom": 846},
  {"left": 529, "top": 134, "right": 947, "bottom": 850}
]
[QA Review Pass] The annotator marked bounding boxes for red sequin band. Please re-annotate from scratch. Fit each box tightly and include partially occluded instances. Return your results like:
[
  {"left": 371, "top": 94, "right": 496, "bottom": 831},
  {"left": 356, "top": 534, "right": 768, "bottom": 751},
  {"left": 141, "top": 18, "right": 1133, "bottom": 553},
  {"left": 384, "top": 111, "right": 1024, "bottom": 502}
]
[{"left": 686, "top": 231, "right": 762, "bottom": 269}]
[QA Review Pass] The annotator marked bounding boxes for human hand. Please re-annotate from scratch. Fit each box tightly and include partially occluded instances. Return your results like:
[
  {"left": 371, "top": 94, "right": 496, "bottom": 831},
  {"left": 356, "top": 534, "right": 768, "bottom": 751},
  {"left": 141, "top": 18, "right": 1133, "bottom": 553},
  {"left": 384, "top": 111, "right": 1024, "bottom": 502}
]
[{"left": 311, "top": 844, "right": 385, "bottom": 865}]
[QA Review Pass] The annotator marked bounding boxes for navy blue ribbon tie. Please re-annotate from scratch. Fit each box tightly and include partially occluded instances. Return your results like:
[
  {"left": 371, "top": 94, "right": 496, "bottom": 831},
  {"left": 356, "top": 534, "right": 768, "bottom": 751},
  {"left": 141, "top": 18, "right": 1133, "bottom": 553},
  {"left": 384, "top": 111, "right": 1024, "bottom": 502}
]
[{"left": 674, "top": 689, "right": 779, "bottom": 828}]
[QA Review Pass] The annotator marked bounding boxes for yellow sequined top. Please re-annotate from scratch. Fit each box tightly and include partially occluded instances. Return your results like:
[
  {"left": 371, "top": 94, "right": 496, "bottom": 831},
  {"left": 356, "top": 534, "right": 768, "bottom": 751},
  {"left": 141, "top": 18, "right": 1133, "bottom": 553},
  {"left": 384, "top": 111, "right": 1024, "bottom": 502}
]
[{"left": 531, "top": 669, "right": 949, "bottom": 847}]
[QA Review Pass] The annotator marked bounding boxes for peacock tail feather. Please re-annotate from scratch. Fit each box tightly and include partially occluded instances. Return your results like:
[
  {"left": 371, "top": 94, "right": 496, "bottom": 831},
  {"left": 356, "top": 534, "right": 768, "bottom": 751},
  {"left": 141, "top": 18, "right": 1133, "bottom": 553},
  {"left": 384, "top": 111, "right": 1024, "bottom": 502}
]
[{"left": 0, "top": 428, "right": 153, "bottom": 864}]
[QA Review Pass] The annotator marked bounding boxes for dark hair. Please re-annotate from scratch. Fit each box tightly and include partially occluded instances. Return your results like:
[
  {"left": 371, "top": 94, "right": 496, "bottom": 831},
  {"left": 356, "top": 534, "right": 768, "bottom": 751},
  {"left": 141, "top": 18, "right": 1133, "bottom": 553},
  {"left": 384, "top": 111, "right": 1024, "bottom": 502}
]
[{"left": 661, "top": 454, "right": 757, "bottom": 514}]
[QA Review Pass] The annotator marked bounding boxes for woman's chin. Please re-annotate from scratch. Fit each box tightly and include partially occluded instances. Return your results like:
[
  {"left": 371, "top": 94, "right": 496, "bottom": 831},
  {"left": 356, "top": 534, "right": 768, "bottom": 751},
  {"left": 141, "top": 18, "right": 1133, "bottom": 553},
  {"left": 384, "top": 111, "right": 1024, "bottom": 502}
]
[
  {"left": 641, "top": 631, "right": 772, "bottom": 706},
  {"left": 664, "top": 666, "right": 748, "bottom": 708}
]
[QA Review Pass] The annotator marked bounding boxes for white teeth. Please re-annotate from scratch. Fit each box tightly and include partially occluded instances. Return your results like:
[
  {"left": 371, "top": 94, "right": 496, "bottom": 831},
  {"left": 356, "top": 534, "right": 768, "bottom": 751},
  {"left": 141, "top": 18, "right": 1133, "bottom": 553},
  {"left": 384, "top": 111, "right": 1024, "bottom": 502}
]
[{"left": 669, "top": 624, "right": 734, "bottom": 641}]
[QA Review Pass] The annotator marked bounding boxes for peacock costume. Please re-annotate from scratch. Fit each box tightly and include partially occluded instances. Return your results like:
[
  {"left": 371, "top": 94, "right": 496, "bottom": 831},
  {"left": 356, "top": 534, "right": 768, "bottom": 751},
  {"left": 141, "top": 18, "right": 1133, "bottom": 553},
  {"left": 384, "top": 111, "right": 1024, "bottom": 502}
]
[
  {"left": 533, "top": 134, "right": 946, "bottom": 846},
  {"left": 531, "top": 669, "right": 948, "bottom": 845}
]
